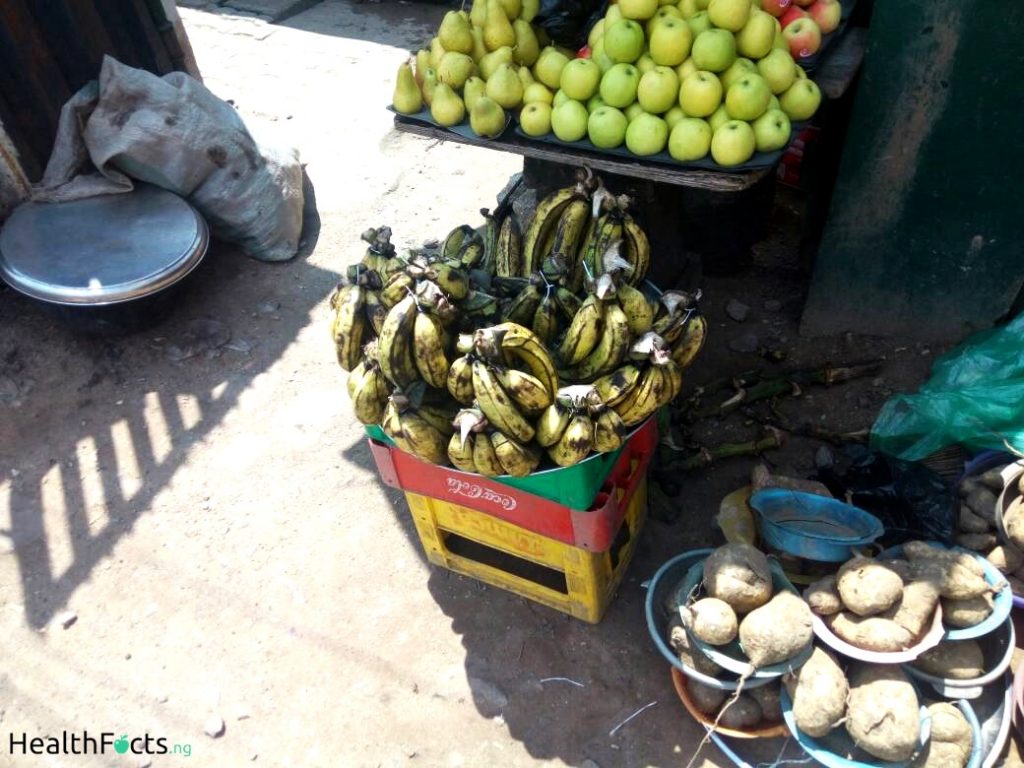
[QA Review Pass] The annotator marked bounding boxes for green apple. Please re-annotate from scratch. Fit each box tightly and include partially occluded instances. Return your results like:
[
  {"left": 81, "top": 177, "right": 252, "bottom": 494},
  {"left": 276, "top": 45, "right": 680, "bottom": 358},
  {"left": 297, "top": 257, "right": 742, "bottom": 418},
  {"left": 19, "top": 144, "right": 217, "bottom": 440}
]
[
  {"left": 519, "top": 102, "right": 552, "bottom": 135},
  {"left": 647, "top": 6, "right": 682, "bottom": 38},
  {"left": 637, "top": 66, "right": 680, "bottom": 113},
  {"left": 587, "top": 93, "right": 607, "bottom": 112},
  {"left": 618, "top": 0, "right": 659, "bottom": 21},
  {"left": 678, "top": 70, "right": 723, "bottom": 117},
  {"left": 533, "top": 47, "right": 570, "bottom": 89},
  {"left": 625, "top": 113, "right": 669, "bottom": 155},
  {"left": 664, "top": 105, "right": 686, "bottom": 129},
  {"left": 696, "top": 0, "right": 711, "bottom": 8},
  {"left": 725, "top": 73, "right": 770, "bottom": 120},
  {"left": 676, "top": 57, "right": 699, "bottom": 80},
  {"left": 649, "top": 17, "right": 693, "bottom": 66},
  {"left": 678, "top": 0, "right": 699, "bottom": 18},
  {"left": 588, "top": 18, "right": 606, "bottom": 48},
  {"left": 686, "top": 10, "right": 713, "bottom": 36},
  {"left": 773, "top": 26, "right": 788, "bottom": 50},
  {"left": 605, "top": 3, "right": 624, "bottom": 24},
  {"left": 523, "top": 82, "right": 554, "bottom": 104},
  {"left": 553, "top": 88, "right": 571, "bottom": 107},
  {"left": 625, "top": 102, "right": 647, "bottom": 121},
  {"left": 752, "top": 107, "right": 791, "bottom": 151},
  {"left": 719, "top": 57, "right": 755, "bottom": 90},
  {"left": 600, "top": 63, "right": 642, "bottom": 108},
  {"left": 588, "top": 106, "right": 629, "bottom": 148},
  {"left": 736, "top": 9, "right": 775, "bottom": 59},
  {"left": 636, "top": 53, "right": 658, "bottom": 75},
  {"left": 668, "top": 116, "right": 712, "bottom": 160},
  {"left": 551, "top": 99, "right": 589, "bottom": 141},
  {"left": 707, "top": 0, "right": 751, "bottom": 32},
  {"left": 708, "top": 103, "right": 731, "bottom": 131},
  {"left": 560, "top": 58, "right": 602, "bottom": 100},
  {"left": 757, "top": 48, "right": 796, "bottom": 94},
  {"left": 779, "top": 78, "right": 820, "bottom": 120},
  {"left": 691, "top": 29, "right": 736, "bottom": 72},
  {"left": 604, "top": 20, "right": 646, "bottom": 63},
  {"left": 711, "top": 119, "right": 756, "bottom": 165},
  {"left": 592, "top": 38, "right": 617, "bottom": 74}
]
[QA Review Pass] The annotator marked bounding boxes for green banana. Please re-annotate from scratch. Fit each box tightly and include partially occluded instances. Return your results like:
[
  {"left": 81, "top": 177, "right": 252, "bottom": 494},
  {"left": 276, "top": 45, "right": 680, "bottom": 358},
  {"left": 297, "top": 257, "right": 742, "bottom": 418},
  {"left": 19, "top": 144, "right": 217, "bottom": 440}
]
[
  {"left": 400, "top": 412, "right": 449, "bottom": 465},
  {"left": 531, "top": 289, "right": 559, "bottom": 345},
  {"left": 616, "top": 281, "right": 656, "bottom": 336},
  {"left": 503, "top": 284, "right": 542, "bottom": 326},
  {"left": 563, "top": 303, "right": 630, "bottom": 383}
]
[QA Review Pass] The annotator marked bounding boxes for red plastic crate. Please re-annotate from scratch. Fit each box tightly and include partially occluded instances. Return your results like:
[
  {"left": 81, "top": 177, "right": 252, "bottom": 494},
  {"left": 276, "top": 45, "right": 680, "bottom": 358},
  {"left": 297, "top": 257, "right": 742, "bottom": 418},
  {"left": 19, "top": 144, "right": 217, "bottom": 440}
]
[{"left": 368, "top": 418, "right": 656, "bottom": 552}]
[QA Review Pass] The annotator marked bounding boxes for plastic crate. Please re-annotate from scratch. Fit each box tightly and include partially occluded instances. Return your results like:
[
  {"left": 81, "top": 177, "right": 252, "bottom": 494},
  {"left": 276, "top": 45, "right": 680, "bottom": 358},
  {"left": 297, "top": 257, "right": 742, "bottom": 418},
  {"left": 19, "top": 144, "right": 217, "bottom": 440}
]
[
  {"left": 403, "top": 474, "right": 647, "bottom": 623},
  {"left": 365, "top": 418, "right": 653, "bottom": 510},
  {"left": 368, "top": 417, "right": 656, "bottom": 551}
]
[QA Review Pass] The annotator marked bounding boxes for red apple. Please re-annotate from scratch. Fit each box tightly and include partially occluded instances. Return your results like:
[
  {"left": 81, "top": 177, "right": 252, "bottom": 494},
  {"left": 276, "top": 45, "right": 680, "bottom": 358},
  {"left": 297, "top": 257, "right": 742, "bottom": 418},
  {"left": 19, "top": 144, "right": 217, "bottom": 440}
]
[
  {"left": 783, "top": 17, "right": 821, "bottom": 58},
  {"left": 779, "top": 6, "right": 807, "bottom": 27},
  {"left": 793, "top": 0, "right": 815, "bottom": 6},
  {"left": 577, "top": 45, "right": 592, "bottom": 58},
  {"left": 761, "top": 0, "right": 793, "bottom": 18},
  {"left": 807, "top": 0, "right": 841, "bottom": 34}
]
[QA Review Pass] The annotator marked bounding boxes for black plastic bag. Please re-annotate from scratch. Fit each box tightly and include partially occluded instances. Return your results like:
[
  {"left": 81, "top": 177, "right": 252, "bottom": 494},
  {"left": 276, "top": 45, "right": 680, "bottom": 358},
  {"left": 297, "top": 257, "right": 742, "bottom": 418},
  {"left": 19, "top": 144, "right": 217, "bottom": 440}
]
[
  {"left": 534, "top": 0, "right": 606, "bottom": 50},
  {"left": 816, "top": 445, "right": 956, "bottom": 548}
]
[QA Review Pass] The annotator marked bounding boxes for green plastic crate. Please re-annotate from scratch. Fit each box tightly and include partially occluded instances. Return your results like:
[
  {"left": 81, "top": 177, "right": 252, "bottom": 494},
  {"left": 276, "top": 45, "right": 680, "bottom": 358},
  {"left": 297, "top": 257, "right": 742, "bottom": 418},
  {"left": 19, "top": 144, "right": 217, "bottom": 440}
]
[{"left": 364, "top": 423, "right": 640, "bottom": 510}]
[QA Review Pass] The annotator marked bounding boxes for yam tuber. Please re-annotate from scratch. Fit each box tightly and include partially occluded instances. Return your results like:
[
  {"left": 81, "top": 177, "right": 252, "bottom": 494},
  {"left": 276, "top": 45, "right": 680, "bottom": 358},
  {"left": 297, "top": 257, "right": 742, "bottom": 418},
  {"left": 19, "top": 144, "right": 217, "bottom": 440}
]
[
  {"left": 846, "top": 665, "right": 920, "bottom": 762},
  {"left": 836, "top": 557, "right": 903, "bottom": 617},
  {"left": 803, "top": 575, "right": 842, "bottom": 616},
  {"left": 783, "top": 647, "right": 848, "bottom": 738},
  {"left": 702, "top": 544, "right": 773, "bottom": 615}
]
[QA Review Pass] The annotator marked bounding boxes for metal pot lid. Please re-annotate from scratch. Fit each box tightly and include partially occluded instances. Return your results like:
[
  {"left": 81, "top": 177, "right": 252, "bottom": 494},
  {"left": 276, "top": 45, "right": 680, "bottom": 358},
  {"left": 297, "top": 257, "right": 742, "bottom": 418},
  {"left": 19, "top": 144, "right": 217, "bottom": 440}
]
[{"left": 0, "top": 183, "right": 209, "bottom": 306}]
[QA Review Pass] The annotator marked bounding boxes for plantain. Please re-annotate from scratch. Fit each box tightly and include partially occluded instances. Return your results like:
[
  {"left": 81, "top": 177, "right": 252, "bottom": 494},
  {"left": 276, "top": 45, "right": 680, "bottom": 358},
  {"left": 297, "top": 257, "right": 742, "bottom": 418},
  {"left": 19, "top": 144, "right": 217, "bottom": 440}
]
[
  {"left": 503, "top": 283, "right": 542, "bottom": 326},
  {"left": 471, "top": 360, "right": 535, "bottom": 443},
  {"left": 416, "top": 402, "right": 457, "bottom": 437},
  {"left": 412, "top": 310, "right": 450, "bottom": 389},
  {"left": 380, "top": 272, "right": 415, "bottom": 309},
  {"left": 350, "top": 361, "right": 390, "bottom": 425},
  {"left": 459, "top": 235, "right": 485, "bottom": 269},
  {"left": 547, "top": 198, "right": 590, "bottom": 279},
  {"left": 472, "top": 430, "right": 505, "bottom": 476},
  {"left": 548, "top": 412, "right": 594, "bottom": 467},
  {"left": 535, "top": 402, "right": 571, "bottom": 447},
  {"left": 521, "top": 185, "right": 586, "bottom": 276},
  {"left": 377, "top": 294, "right": 420, "bottom": 387},
  {"left": 363, "top": 290, "right": 387, "bottom": 336},
  {"left": 491, "top": 432, "right": 541, "bottom": 477},
  {"left": 331, "top": 284, "right": 367, "bottom": 372},
  {"left": 475, "top": 210, "right": 500, "bottom": 275},
  {"left": 493, "top": 366, "right": 552, "bottom": 416},
  {"left": 616, "top": 281, "right": 656, "bottom": 336},
  {"left": 400, "top": 412, "right": 449, "bottom": 465},
  {"left": 491, "top": 322, "right": 559, "bottom": 399},
  {"left": 593, "top": 407, "right": 627, "bottom": 453},
  {"left": 447, "top": 430, "right": 477, "bottom": 472},
  {"left": 557, "top": 294, "right": 603, "bottom": 366},
  {"left": 347, "top": 359, "right": 369, "bottom": 400},
  {"left": 593, "top": 364, "right": 641, "bottom": 408},
  {"left": 494, "top": 214, "right": 522, "bottom": 277},
  {"left": 562, "top": 303, "right": 630, "bottom": 383},
  {"left": 442, "top": 224, "right": 474, "bottom": 261},
  {"left": 554, "top": 287, "right": 583, "bottom": 321},
  {"left": 620, "top": 213, "right": 650, "bottom": 286},
  {"left": 671, "top": 313, "right": 708, "bottom": 368},
  {"left": 429, "top": 262, "right": 470, "bottom": 300},
  {"left": 661, "top": 359, "right": 684, "bottom": 404},
  {"left": 613, "top": 364, "right": 668, "bottom": 427},
  {"left": 446, "top": 354, "right": 476, "bottom": 405},
  {"left": 531, "top": 289, "right": 559, "bottom": 345},
  {"left": 581, "top": 213, "right": 622, "bottom": 280},
  {"left": 382, "top": 399, "right": 413, "bottom": 452}
]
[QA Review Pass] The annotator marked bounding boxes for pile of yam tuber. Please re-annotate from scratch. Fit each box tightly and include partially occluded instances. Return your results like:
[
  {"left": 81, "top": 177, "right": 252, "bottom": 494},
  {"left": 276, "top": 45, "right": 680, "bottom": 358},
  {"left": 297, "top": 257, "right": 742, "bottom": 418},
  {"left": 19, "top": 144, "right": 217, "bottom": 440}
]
[{"left": 958, "top": 462, "right": 1024, "bottom": 596}]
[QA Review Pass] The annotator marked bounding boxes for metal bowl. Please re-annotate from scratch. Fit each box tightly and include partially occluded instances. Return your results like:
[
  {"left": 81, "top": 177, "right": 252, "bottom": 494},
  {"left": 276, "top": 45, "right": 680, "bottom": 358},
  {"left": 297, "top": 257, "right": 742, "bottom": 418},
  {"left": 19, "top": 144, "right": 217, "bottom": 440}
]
[{"left": 0, "top": 183, "right": 209, "bottom": 334}]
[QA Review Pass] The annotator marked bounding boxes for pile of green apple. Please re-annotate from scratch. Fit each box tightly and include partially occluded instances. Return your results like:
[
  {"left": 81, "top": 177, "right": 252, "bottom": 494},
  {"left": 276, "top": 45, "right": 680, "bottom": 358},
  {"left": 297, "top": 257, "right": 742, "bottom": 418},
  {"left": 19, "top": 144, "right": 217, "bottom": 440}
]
[{"left": 518, "top": 0, "right": 824, "bottom": 166}]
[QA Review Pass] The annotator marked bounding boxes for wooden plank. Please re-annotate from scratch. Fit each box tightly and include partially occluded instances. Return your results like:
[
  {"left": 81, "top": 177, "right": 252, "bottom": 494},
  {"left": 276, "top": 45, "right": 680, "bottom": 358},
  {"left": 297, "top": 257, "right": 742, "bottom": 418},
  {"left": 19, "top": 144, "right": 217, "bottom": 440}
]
[
  {"left": 393, "top": 118, "right": 770, "bottom": 192},
  {"left": 813, "top": 26, "right": 868, "bottom": 100}
]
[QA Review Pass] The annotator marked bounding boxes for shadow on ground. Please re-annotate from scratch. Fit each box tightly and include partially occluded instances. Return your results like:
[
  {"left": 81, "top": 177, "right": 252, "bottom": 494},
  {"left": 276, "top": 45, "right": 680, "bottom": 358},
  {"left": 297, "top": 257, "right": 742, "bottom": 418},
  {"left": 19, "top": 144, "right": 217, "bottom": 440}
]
[{"left": 0, "top": 171, "right": 329, "bottom": 629}]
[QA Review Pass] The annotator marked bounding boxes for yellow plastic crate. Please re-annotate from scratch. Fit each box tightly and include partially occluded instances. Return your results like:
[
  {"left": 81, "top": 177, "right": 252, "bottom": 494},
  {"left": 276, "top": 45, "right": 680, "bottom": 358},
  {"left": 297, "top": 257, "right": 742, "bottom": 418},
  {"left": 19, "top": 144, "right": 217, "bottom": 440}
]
[{"left": 404, "top": 477, "right": 647, "bottom": 624}]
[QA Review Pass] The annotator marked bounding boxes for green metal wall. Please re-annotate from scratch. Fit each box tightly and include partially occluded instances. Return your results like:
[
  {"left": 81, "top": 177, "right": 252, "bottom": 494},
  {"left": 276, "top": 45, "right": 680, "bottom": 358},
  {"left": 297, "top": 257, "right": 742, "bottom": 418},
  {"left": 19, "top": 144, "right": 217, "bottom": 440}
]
[{"left": 802, "top": 0, "right": 1024, "bottom": 341}]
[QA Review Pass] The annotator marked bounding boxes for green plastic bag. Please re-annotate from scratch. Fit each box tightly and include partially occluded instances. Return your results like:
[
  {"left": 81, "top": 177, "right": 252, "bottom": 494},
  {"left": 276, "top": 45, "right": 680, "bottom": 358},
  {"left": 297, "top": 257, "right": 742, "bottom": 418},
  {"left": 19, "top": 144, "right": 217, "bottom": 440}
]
[{"left": 871, "top": 312, "right": 1024, "bottom": 461}]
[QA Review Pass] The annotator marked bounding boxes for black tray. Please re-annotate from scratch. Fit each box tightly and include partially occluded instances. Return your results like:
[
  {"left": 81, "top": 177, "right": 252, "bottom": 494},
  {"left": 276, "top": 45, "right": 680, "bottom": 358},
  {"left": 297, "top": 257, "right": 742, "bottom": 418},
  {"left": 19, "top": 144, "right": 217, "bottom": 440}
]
[
  {"left": 797, "top": 0, "right": 857, "bottom": 73},
  {"left": 387, "top": 105, "right": 514, "bottom": 140},
  {"left": 513, "top": 119, "right": 805, "bottom": 172}
]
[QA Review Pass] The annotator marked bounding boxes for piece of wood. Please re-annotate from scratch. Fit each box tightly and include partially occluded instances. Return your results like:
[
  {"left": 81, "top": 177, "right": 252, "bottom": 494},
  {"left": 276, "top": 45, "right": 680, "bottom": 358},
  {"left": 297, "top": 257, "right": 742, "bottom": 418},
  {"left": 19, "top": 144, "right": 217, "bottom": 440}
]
[
  {"left": 813, "top": 27, "right": 869, "bottom": 100},
  {"left": 393, "top": 117, "right": 771, "bottom": 192}
]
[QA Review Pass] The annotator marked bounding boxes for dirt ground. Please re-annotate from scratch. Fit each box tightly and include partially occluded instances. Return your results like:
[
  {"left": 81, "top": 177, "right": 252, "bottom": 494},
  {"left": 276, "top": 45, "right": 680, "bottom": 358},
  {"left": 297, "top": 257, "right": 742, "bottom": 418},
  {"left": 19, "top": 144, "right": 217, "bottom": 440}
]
[{"left": 0, "top": 3, "right": 988, "bottom": 767}]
